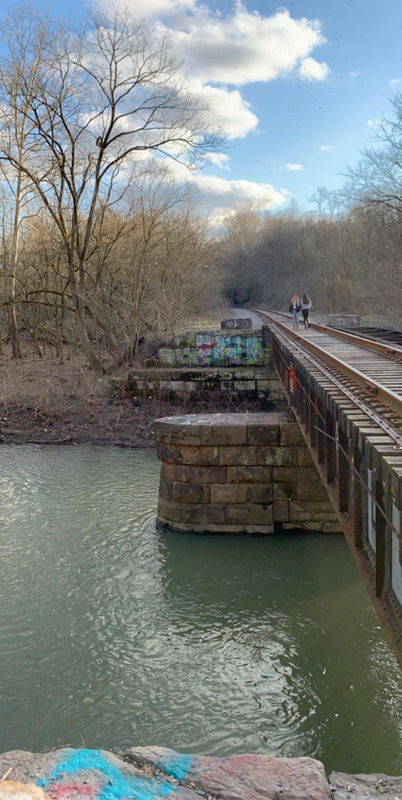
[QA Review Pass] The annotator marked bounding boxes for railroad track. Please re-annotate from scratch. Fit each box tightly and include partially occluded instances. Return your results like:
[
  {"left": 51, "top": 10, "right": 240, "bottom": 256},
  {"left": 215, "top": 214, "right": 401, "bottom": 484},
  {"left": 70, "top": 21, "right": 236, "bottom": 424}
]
[
  {"left": 251, "top": 308, "right": 402, "bottom": 663},
  {"left": 251, "top": 308, "right": 402, "bottom": 446}
]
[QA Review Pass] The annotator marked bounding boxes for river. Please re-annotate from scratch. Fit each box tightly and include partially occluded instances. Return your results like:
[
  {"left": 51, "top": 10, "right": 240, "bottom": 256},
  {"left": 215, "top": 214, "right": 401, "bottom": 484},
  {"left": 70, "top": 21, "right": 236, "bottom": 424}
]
[{"left": 0, "top": 445, "right": 401, "bottom": 773}]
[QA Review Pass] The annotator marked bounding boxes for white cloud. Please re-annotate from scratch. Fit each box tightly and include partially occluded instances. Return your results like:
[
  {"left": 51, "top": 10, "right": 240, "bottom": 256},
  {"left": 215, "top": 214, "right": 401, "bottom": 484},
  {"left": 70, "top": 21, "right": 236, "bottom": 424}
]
[
  {"left": 99, "top": 0, "right": 194, "bottom": 18},
  {"left": 163, "top": 7, "right": 329, "bottom": 86},
  {"left": 349, "top": 70, "right": 359, "bottom": 77},
  {"left": 299, "top": 56, "right": 330, "bottom": 81},
  {"left": 162, "top": 156, "right": 288, "bottom": 218},
  {"left": 390, "top": 78, "right": 401, "bottom": 86},
  {"left": 208, "top": 152, "right": 231, "bottom": 170},
  {"left": 286, "top": 163, "right": 304, "bottom": 171},
  {"left": 191, "top": 82, "right": 258, "bottom": 139},
  {"left": 320, "top": 144, "right": 334, "bottom": 151},
  {"left": 368, "top": 118, "right": 382, "bottom": 127}
]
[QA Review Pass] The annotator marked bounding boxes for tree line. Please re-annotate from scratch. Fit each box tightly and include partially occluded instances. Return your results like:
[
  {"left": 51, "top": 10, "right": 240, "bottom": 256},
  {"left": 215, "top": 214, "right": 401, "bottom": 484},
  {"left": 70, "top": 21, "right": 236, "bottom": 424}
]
[
  {"left": 0, "top": 2, "right": 222, "bottom": 370},
  {"left": 221, "top": 94, "right": 402, "bottom": 326},
  {"left": 2, "top": 2, "right": 402, "bottom": 371}
]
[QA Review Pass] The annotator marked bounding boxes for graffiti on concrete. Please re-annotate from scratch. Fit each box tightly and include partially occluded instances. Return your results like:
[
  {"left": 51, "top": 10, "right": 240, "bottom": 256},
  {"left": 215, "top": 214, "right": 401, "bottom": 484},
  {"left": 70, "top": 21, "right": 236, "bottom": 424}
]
[
  {"left": 159, "top": 331, "right": 265, "bottom": 367},
  {"left": 221, "top": 318, "right": 252, "bottom": 330}
]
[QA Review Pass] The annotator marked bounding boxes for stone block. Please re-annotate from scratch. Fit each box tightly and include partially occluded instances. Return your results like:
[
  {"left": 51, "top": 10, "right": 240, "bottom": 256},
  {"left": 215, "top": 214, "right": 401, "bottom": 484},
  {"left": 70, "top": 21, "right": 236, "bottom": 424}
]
[
  {"left": 283, "top": 521, "right": 323, "bottom": 531},
  {"left": 219, "top": 445, "right": 258, "bottom": 466},
  {"left": 234, "top": 369, "right": 255, "bottom": 379},
  {"left": 243, "top": 524, "right": 275, "bottom": 534},
  {"left": 161, "top": 462, "right": 189, "bottom": 483},
  {"left": 210, "top": 484, "right": 249, "bottom": 504},
  {"left": 189, "top": 465, "right": 228, "bottom": 484},
  {"left": 158, "top": 498, "right": 226, "bottom": 525},
  {"left": 247, "top": 423, "right": 280, "bottom": 446},
  {"left": 246, "top": 484, "right": 273, "bottom": 504},
  {"left": 279, "top": 422, "right": 305, "bottom": 447},
  {"left": 158, "top": 444, "right": 220, "bottom": 465},
  {"left": 161, "top": 462, "right": 227, "bottom": 484},
  {"left": 154, "top": 418, "right": 205, "bottom": 445},
  {"left": 274, "top": 500, "right": 290, "bottom": 522},
  {"left": 296, "top": 482, "right": 328, "bottom": 501},
  {"left": 256, "top": 447, "right": 299, "bottom": 466},
  {"left": 210, "top": 425, "right": 247, "bottom": 446},
  {"left": 158, "top": 521, "right": 275, "bottom": 534},
  {"left": 226, "top": 504, "right": 273, "bottom": 526},
  {"left": 173, "top": 482, "right": 205, "bottom": 504},
  {"left": 228, "top": 466, "right": 272, "bottom": 484},
  {"left": 273, "top": 483, "right": 290, "bottom": 501},
  {"left": 181, "top": 504, "right": 226, "bottom": 525},
  {"left": 235, "top": 381, "right": 255, "bottom": 391},
  {"left": 273, "top": 466, "right": 320, "bottom": 482},
  {"left": 159, "top": 477, "right": 173, "bottom": 500},
  {"left": 158, "top": 498, "right": 186, "bottom": 523}
]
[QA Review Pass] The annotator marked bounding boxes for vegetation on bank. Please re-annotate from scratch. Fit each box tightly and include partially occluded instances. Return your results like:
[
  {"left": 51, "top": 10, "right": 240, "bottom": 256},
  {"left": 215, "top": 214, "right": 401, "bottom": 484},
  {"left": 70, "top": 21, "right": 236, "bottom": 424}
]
[{"left": 0, "top": 4, "right": 402, "bottom": 439}]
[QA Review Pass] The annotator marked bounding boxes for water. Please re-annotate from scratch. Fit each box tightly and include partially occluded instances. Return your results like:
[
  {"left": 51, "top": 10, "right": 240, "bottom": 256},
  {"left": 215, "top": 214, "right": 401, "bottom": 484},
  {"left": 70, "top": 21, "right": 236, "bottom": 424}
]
[{"left": 0, "top": 445, "right": 401, "bottom": 774}]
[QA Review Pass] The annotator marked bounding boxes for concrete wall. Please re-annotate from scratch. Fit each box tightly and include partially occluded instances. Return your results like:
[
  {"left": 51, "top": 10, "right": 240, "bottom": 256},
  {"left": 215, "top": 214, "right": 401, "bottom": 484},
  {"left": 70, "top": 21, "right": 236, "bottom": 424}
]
[
  {"left": 154, "top": 413, "right": 341, "bottom": 534},
  {"left": 112, "top": 367, "right": 285, "bottom": 408},
  {"left": 156, "top": 328, "right": 268, "bottom": 368}
]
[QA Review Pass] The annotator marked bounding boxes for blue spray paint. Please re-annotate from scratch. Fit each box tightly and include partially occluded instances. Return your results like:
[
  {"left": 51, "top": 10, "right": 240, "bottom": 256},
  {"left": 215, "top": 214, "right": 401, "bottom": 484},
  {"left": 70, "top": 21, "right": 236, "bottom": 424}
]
[
  {"left": 151, "top": 754, "right": 193, "bottom": 782},
  {"left": 37, "top": 748, "right": 192, "bottom": 800}
]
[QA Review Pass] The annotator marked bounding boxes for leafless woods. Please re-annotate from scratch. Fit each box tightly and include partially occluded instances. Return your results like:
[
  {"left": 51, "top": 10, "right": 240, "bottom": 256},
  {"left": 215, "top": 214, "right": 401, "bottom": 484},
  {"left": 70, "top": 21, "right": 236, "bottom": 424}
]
[
  {"left": 0, "top": 3, "right": 223, "bottom": 369},
  {"left": 221, "top": 96, "right": 402, "bottom": 324}
]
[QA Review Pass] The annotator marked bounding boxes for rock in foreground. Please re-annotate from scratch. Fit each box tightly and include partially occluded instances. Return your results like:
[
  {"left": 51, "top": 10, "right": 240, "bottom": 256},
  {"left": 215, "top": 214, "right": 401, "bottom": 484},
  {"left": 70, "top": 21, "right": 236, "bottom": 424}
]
[{"left": 0, "top": 746, "right": 329, "bottom": 800}]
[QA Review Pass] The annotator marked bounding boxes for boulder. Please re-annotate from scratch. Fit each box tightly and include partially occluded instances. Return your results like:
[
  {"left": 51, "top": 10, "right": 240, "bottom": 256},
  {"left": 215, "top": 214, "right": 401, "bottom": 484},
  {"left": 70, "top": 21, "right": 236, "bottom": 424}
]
[{"left": 0, "top": 746, "right": 329, "bottom": 800}]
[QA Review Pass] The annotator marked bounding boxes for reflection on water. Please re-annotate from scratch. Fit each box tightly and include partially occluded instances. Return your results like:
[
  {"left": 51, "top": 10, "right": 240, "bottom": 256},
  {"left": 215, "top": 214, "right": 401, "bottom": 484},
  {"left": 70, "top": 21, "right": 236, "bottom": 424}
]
[{"left": 0, "top": 444, "right": 401, "bottom": 773}]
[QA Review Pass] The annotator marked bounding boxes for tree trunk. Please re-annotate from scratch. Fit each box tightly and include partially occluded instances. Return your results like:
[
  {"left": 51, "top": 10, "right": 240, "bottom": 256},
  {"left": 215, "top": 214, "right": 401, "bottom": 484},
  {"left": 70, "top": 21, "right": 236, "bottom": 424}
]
[
  {"left": 76, "top": 297, "right": 104, "bottom": 373},
  {"left": 8, "top": 304, "right": 21, "bottom": 358}
]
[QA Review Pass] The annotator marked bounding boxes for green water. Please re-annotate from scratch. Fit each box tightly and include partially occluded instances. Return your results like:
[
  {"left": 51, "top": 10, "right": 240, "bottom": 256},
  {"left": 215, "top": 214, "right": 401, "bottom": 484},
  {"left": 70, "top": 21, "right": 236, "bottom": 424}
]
[{"left": 0, "top": 445, "right": 401, "bottom": 773}]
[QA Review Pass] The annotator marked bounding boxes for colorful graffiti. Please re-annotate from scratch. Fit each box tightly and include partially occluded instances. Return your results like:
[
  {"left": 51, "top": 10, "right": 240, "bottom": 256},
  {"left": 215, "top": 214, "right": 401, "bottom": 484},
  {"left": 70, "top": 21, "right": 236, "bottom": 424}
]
[
  {"left": 158, "top": 331, "right": 265, "bottom": 368},
  {"left": 36, "top": 749, "right": 193, "bottom": 800}
]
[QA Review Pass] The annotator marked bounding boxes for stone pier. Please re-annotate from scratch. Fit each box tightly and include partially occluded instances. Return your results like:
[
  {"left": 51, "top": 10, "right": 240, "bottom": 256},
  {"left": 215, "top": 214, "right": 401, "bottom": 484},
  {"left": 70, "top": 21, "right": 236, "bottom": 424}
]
[{"left": 154, "top": 412, "right": 341, "bottom": 534}]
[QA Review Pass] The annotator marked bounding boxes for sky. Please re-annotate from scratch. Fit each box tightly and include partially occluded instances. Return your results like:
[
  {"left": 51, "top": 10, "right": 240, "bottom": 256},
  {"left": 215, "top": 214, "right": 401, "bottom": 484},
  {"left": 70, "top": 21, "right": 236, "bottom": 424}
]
[{"left": 8, "top": 0, "right": 402, "bottom": 217}]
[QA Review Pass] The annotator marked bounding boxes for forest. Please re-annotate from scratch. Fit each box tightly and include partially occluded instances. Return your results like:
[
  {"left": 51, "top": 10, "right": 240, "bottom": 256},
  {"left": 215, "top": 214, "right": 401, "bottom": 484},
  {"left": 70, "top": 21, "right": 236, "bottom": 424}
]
[{"left": 1, "top": 1, "right": 402, "bottom": 388}]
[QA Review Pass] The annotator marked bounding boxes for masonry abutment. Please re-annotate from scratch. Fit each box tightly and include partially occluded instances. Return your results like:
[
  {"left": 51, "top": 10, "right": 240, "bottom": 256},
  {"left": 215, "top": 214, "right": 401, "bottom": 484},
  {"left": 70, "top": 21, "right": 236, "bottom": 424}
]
[{"left": 154, "top": 412, "right": 341, "bottom": 534}]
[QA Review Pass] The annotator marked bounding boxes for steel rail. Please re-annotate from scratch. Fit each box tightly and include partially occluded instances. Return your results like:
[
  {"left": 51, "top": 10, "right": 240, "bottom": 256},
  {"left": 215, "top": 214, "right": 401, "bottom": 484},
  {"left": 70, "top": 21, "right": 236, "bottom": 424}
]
[
  {"left": 253, "top": 308, "right": 402, "bottom": 361},
  {"left": 254, "top": 309, "right": 402, "bottom": 420}
]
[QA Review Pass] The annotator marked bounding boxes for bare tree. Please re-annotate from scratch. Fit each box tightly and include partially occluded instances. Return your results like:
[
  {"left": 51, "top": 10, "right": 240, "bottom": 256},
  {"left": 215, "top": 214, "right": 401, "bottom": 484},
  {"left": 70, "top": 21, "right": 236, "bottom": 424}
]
[
  {"left": 0, "top": 3, "right": 51, "bottom": 357},
  {"left": 0, "top": 5, "right": 221, "bottom": 370},
  {"left": 345, "top": 94, "right": 402, "bottom": 218}
]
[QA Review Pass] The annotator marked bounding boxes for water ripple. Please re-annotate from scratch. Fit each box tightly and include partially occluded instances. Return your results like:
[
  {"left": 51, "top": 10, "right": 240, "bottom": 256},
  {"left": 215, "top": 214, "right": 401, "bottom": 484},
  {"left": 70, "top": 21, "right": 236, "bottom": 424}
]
[{"left": 0, "top": 444, "right": 401, "bottom": 775}]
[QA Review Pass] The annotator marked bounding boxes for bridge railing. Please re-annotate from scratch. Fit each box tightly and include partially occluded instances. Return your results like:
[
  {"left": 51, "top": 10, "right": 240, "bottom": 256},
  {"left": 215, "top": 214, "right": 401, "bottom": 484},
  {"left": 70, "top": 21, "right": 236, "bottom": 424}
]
[{"left": 269, "top": 326, "right": 402, "bottom": 665}]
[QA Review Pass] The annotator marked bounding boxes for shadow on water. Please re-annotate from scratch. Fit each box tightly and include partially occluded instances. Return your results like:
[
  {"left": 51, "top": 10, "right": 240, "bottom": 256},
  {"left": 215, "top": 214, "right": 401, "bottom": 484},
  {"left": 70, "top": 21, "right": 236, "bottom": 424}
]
[{"left": 0, "top": 445, "right": 401, "bottom": 774}]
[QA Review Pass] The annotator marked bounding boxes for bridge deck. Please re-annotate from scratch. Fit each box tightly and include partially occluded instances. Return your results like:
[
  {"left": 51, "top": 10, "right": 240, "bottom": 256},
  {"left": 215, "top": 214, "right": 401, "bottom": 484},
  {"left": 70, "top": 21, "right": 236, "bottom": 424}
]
[
  {"left": 270, "top": 313, "right": 402, "bottom": 394},
  {"left": 253, "top": 309, "right": 402, "bottom": 667}
]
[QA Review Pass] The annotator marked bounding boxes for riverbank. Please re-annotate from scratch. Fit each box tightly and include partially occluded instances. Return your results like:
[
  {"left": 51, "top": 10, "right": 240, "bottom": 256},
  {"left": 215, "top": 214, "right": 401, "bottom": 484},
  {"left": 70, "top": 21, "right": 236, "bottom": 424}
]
[
  {"left": 1, "top": 312, "right": 257, "bottom": 447},
  {"left": 0, "top": 745, "right": 399, "bottom": 800}
]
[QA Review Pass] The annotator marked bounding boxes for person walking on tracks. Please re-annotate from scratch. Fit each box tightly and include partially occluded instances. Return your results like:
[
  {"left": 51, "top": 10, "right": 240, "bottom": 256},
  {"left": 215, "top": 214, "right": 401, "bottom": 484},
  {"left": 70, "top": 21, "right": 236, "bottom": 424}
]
[
  {"left": 289, "top": 294, "right": 301, "bottom": 330},
  {"left": 301, "top": 294, "right": 312, "bottom": 329}
]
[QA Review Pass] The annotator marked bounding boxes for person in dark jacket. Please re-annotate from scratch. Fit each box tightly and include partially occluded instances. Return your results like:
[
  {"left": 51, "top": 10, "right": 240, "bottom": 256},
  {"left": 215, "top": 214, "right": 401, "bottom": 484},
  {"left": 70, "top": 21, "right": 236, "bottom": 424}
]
[
  {"left": 301, "top": 294, "right": 312, "bottom": 329},
  {"left": 289, "top": 294, "right": 301, "bottom": 330}
]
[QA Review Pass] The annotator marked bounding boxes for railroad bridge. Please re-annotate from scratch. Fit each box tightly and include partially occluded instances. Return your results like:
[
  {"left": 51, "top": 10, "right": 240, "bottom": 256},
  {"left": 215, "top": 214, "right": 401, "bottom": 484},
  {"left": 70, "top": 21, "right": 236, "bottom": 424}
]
[{"left": 254, "top": 309, "right": 402, "bottom": 665}]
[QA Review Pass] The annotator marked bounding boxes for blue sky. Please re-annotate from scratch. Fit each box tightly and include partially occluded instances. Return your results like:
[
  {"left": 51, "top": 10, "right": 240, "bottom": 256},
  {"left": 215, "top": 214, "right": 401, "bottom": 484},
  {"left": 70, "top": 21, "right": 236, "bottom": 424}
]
[{"left": 13, "top": 0, "right": 402, "bottom": 216}]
